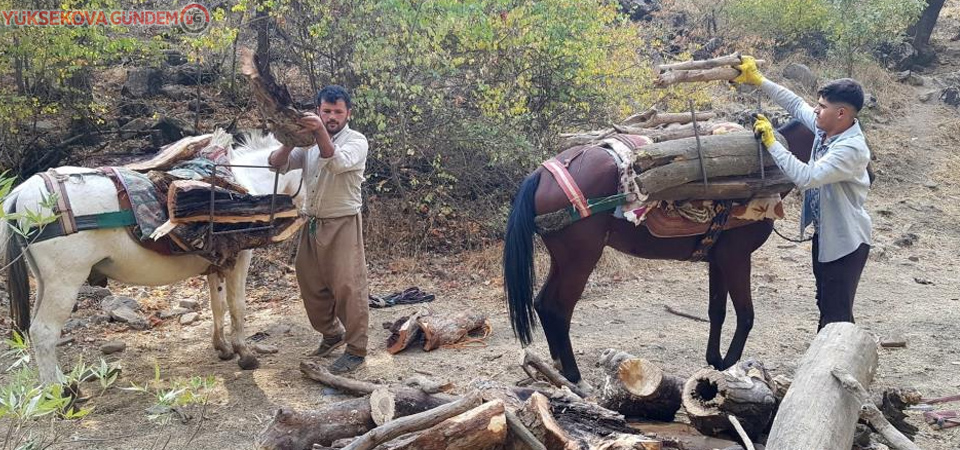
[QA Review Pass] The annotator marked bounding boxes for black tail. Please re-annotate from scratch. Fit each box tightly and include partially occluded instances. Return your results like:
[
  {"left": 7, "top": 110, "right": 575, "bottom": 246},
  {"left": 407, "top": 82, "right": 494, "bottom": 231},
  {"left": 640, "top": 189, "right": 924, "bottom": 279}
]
[
  {"left": 3, "top": 199, "right": 31, "bottom": 333},
  {"left": 503, "top": 171, "right": 541, "bottom": 345}
]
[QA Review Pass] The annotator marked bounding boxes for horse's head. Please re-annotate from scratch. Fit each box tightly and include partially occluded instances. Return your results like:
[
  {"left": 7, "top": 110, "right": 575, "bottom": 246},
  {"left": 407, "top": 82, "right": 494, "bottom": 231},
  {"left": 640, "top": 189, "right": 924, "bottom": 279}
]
[
  {"left": 230, "top": 131, "right": 305, "bottom": 207},
  {"left": 776, "top": 119, "right": 815, "bottom": 164}
]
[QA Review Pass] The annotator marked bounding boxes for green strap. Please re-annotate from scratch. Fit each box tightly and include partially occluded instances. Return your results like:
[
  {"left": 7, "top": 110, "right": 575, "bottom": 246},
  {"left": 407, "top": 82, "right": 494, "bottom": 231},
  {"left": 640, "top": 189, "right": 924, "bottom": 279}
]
[
  {"left": 569, "top": 193, "right": 629, "bottom": 221},
  {"left": 91, "top": 210, "right": 138, "bottom": 228},
  {"left": 28, "top": 210, "right": 138, "bottom": 243}
]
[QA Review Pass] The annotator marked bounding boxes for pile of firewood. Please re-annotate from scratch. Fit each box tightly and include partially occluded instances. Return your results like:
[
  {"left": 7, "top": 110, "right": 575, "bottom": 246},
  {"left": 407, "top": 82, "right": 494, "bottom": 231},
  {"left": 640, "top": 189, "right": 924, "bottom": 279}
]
[
  {"left": 257, "top": 323, "right": 927, "bottom": 450},
  {"left": 384, "top": 310, "right": 490, "bottom": 354}
]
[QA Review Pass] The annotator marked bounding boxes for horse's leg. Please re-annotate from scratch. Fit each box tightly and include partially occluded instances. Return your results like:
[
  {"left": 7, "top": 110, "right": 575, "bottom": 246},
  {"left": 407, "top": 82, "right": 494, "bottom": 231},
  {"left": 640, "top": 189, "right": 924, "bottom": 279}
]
[
  {"left": 538, "top": 220, "right": 607, "bottom": 383},
  {"left": 208, "top": 271, "right": 233, "bottom": 360},
  {"left": 30, "top": 261, "right": 88, "bottom": 385},
  {"left": 534, "top": 261, "right": 563, "bottom": 368},
  {"left": 713, "top": 251, "right": 754, "bottom": 370},
  {"left": 705, "top": 261, "right": 729, "bottom": 369},
  {"left": 224, "top": 250, "right": 258, "bottom": 370}
]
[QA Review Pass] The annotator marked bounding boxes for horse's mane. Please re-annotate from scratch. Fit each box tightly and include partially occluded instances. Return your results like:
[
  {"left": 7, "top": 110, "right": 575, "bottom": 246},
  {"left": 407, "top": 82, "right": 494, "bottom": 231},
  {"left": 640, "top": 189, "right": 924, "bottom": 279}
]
[{"left": 232, "top": 130, "right": 282, "bottom": 160}]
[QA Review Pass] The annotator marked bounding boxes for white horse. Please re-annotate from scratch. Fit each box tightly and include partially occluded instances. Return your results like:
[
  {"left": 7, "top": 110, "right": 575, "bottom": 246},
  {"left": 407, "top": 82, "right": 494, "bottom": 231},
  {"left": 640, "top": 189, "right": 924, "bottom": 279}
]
[{"left": 1, "top": 131, "right": 297, "bottom": 385}]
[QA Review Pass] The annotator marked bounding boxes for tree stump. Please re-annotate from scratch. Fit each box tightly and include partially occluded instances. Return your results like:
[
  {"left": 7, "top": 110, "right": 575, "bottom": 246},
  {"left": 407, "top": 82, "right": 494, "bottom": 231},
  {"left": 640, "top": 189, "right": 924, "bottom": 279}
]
[
  {"left": 596, "top": 349, "right": 683, "bottom": 421},
  {"left": 765, "top": 323, "right": 879, "bottom": 450}
]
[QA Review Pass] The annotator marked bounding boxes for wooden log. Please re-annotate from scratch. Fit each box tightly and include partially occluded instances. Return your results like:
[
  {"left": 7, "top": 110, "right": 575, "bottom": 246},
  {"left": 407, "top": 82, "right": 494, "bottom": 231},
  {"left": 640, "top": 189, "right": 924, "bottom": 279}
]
[
  {"left": 681, "top": 359, "right": 776, "bottom": 440},
  {"left": 831, "top": 367, "right": 921, "bottom": 450},
  {"left": 596, "top": 349, "right": 683, "bottom": 421},
  {"left": 371, "top": 388, "right": 397, "bottom": 426},
  {"left": 168, "top": 179, "right": 299, "bottom": 224},
  {"left": 417, "top": 312, "right": 487, "bottom": 351},
  {"left": 126, "top": 135, "right": 211, "bottom": 172},
  {"left": 635, "top": 131, "right": 786, "bottom": 194},
  {"left": 616, "top": 122, "right": 711, "bottom": 143},
  {"left": 657, "top": 53, "right": 765, "bottom": 72},
  {"left": 521, "top": 349, "right": 591, "bottom": 399},
  {"left": 341, "top": 392, "right": 484, "bottom": 450},
  {"left": 628, "top": 422, "right": 740, "bottom": 450},
  {"left": 515, "top": 392, "right": 579, "bottom": 450},
  {"left": 655, "top": 67, "right": 754, "bottom": 87},
  {"left": 373, "top": 400, "right": 507, "bottom": 450},
  {"left": 386, "top": 312, "right": 425, "bottom": 354},
  {"left": 257, "top": 400, "right": 374, "bottom": 450},
  {"left": 645, "top": 169, "right": 794, "bottom": 201},
  {"left": 621, "top": 110, "right": 716, "bottom": 128},
  {"left": 765, "top": 323, "right": 880, "bottom": 450},
  {"left": 239, "top": 47, "right": 315, "bottom": 148}
]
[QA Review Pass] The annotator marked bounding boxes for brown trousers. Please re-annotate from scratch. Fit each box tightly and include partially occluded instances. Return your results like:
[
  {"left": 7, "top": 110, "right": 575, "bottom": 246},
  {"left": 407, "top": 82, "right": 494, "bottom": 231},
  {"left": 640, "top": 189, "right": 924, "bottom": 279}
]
[{"left": 295, "top": 214, "right": 369, "bottom": 356}]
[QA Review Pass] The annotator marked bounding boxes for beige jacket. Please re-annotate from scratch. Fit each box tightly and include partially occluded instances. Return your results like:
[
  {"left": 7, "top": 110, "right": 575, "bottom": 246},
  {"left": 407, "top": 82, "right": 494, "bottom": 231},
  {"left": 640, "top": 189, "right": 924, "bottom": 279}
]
[{"left": 280, "top": 125, "right": 368, "bottom": 218}]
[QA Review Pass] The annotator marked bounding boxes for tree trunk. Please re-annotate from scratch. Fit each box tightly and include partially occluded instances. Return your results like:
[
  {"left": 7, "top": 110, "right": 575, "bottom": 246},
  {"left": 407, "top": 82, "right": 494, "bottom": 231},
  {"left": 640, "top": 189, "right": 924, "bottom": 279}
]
[
  {"left": 681, "top": 361, "right": 776, "bottom": 440},
  {"left": 596, "top": 349, "right": 683, "bottom": 421},
  {"left": 646, "top": 169, "right": 793, "bottom": 201},
  {"left": 765, "top": 323, "right": 880, "bottom": 450},
  {"left": 635, "top": 131, "right": 785, "bottom": 194},
  {"left": 257, "top": 399, "right": 375, "bottom": 450},
  {"left": 910, "top": 0, "right": 945, "bottom": 51},
  {"left": 342, "top": 393, "right": 485, "bottom": 450},
  {"left": 373, "top": 400, "right": 507, "bottom": 450}
]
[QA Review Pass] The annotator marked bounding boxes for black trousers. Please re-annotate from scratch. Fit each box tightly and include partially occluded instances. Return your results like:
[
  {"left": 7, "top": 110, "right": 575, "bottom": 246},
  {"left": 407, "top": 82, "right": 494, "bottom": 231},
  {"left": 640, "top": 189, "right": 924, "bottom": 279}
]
[{"left": 812, "top": 235, "right": 870, "bottom": 330}]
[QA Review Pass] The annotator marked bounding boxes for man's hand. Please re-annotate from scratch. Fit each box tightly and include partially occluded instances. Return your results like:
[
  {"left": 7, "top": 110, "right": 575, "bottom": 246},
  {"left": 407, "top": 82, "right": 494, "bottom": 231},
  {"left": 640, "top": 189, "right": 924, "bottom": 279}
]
[
  {"left": 733, "top": 56, "right": 765, "bottom": 86},
  {"left": 752, "top": 113, "right": 776, "bottom": 149},
  {"left": 298, "top": 113, "right": 324, "bottom": 133}
]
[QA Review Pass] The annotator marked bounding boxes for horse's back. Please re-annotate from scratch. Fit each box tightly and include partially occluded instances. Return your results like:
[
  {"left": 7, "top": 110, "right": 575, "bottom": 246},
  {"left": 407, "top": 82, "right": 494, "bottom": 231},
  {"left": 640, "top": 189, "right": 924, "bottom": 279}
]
[
  {"left": 13, "top": 166, "right": 121, "bottom": 221},
  {"left": 534, "top": 145, "right": 620, "bottom": 215}
]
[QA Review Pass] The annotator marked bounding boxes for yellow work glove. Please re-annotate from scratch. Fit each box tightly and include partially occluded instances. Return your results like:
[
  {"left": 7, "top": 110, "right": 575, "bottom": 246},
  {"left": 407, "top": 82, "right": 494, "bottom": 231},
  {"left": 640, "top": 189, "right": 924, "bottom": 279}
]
[
  {"left": 733, "top": 56, "right": 765, "bottom": 86},
  {"left": 753, "top": 113, "right": 776, "bottom": 149}
]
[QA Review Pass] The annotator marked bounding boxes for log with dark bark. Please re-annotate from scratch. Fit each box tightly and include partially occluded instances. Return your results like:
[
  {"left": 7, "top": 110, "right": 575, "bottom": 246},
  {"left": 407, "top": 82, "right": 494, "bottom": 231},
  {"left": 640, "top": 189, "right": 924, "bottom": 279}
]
[
  {"left": 239, "top": 47, "right": 314, "bottom": 148},
  {"left": 878, "top": 388, "right": 922, "bottom": 440},
  {"left": 596, "top": 349, "right": 683, "bottom": 421},
  {"left": 167, "top": 179, "right": 299, "bottom": 223},
  {"left": 646, "top": 169, "right": 793, "bottom": 201},
  {"left": 417, "top": 311, "right": 487, "bottom": 351},
  {"left": 386, "top": 312, "right": 425, "bottom": 354},
  {"left": 635, "top": 131, "right": 786, "bottom": 194},
  {"left": 517, "top": 391, "right": 660, "bottom": 450},
  {"left": 681, "top": 359, "right": 776, "bottom": 440},
  {"left": 765, "top": 323, "right": 880, "bottom": 450}
]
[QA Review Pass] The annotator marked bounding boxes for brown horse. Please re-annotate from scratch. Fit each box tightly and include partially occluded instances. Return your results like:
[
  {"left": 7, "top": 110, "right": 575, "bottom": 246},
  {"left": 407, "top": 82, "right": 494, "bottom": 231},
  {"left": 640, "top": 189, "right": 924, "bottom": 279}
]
[{"left": 503, "top": 120, "right": 815, "bottom": 383}]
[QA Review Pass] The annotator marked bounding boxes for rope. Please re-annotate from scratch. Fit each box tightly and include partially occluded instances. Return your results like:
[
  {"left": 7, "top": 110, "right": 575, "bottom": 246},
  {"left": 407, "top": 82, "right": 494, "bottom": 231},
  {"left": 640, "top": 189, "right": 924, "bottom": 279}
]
[
  {"left": 441, "top": 321, "right": 493, "bottom": 350},
  {"left": 772, "top": 223, "right": 812, "bottom": 243}
]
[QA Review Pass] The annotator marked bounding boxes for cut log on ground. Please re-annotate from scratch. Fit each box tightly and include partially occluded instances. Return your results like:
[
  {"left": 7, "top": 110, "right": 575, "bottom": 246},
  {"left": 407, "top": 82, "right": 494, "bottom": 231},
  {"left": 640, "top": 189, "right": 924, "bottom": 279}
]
[
  {"left": 417, "top": 312, "right": 487, "bottom": 351},
  {"left": 766, "top": 323, "right": 880, "bottom": 450},
  {"left": 341, "top": 392, "right": 485, "bottom": 450},
  {"left": 596, "top": 349, "right": 683, "bottom": 421},
  {"left": 831, "top": 367, "right": 921, "bottom": 450},
  {"left": 368, "top": 399, "right": 507, "bottom": 450},
  {"left": 167, "top": 179, "right": 299, "bottom": 223},
  {"left": 681, "top": 359, "right": 776, "bottom": 440},
  {"left": 521, "top": 349, "right": 591, "bottom": 399},
  {"left": 257, "top": 399, "right": 374, "bottom": 450},
  {"left": 877, "top": 388, "right": 922, "bottom": 439},
  {"left": 646, "top": 169, "right": 793, "bottom": 201},
  {"left": 386, "top": 312, "right": 425, "bottom": 354},
  {"left": 629, "top": 422, "right": 741, "bottom": 450}
]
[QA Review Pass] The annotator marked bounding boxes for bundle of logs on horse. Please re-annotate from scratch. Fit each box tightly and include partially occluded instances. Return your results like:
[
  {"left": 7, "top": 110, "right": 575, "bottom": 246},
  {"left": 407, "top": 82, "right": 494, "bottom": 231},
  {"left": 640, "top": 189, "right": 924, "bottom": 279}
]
[{"left": 256, "top": 323, "right": 926, "bottom": 450}]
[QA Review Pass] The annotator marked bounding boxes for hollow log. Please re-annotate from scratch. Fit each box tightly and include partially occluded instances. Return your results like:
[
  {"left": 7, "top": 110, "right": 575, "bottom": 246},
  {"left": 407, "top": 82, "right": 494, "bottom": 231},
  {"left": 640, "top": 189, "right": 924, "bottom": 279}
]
[
  {"left": 765, "top": 323, "right": 880, "bottom": 450},
  {"left": 417, "top": 312, "right": 487, "bottom": 351},
  {"left": 387, "top": 312, "right": 425, "bottom": 354},
  {"left": 168, "top": 179, "right": 299, "bottom": 223},
  {"left": 681, "top": 359, "right": 776, "bottom": 440},
  {"left": 635, "top": 131, "right": 786, "bottom": 194},
  {"left": 596, "top": 349, "right": 683, "bottom": 421},
  {"left": 646, "top": 168, "right": 793, "bottom": 201}
]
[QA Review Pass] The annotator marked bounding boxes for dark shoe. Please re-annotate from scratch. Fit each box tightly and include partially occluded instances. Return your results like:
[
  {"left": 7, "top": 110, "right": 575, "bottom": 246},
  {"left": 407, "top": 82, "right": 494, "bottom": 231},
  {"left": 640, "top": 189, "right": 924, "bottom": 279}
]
[
  {"left": 309, "top": 335, "right": 344, "bottom": 357},
  {"left": 329, "top": 353, "right": 365, "bottom": 374}
]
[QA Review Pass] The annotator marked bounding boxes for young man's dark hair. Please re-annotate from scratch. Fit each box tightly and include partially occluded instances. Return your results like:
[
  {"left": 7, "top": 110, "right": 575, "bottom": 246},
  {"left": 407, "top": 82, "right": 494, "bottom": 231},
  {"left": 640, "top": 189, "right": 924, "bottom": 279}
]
[
  {"left": 317, "top": 85, "right": 352, "bottom": 109},
  {"left": 818, "top": 78, "right": 864, "bottom": 112}
]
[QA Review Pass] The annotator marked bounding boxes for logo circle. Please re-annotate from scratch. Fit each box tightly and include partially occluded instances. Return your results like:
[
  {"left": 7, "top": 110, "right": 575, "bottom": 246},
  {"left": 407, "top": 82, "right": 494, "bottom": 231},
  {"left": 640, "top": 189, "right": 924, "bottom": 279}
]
[{"left": 180, "top": 3, "right": 210, "bottom": 34}]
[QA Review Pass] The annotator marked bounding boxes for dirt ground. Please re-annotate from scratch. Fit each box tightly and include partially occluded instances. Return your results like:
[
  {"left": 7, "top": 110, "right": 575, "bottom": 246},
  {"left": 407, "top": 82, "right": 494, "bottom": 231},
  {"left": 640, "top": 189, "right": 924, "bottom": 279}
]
[{"left": 5, "top": 14, "right": 960, "bottom": 450}]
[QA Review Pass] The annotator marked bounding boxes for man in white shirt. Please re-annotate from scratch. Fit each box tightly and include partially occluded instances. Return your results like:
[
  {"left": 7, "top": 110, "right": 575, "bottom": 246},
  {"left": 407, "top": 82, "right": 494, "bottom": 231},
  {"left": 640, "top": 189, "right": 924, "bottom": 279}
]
[{"left": 269, "top": 85, "right": 370, "bottom": 373}]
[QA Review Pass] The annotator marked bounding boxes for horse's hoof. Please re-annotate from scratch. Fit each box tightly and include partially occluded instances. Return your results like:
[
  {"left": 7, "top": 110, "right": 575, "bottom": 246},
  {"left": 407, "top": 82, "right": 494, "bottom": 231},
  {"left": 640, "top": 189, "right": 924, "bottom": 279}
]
[{"left": 238, "top": 355, "right": 260, "bottom": 370}]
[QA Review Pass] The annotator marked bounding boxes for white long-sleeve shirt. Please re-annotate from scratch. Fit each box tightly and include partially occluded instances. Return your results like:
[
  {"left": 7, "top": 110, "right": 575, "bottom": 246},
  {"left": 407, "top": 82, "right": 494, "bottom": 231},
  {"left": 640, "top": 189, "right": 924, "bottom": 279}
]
[{"left": 280, "top": 125, "right": 368, "bottom": 219}]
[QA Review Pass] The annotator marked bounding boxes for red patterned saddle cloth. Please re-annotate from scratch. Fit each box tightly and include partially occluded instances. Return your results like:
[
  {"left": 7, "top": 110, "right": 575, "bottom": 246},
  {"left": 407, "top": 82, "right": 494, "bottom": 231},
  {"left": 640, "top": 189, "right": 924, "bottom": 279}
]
[{"left": 644, "top": 198, "right": 784, "bottom": 238}]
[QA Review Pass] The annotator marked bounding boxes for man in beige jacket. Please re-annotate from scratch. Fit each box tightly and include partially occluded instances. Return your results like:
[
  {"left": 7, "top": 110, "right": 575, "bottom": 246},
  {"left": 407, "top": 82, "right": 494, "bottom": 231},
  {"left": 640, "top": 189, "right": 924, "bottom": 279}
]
[{"left": 269, "top": 85, "right": 370, "bottom": 374}]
